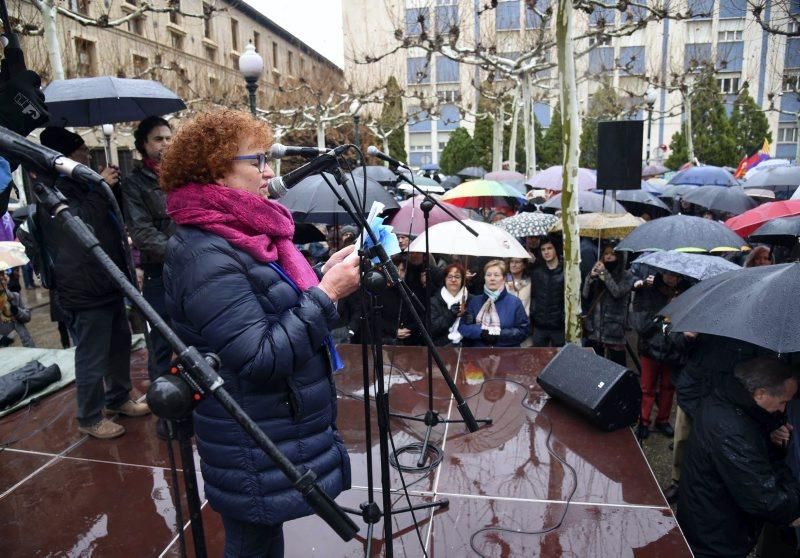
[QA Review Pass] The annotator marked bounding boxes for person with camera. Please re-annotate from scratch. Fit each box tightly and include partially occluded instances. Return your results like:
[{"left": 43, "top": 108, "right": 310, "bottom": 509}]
[{"left": 458, "top": 259, "right": 529, "bottom": 347}]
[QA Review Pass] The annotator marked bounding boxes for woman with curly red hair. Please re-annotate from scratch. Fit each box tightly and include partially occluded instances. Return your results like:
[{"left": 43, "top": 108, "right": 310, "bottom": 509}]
[{"left": 159, "top": 109, "right": 360, "bottom": 557}]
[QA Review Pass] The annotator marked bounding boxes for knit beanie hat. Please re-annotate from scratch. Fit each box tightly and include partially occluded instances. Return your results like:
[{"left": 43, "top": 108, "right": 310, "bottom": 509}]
[{"left": 40, "top": 127, "right": 85, "bottom": 156}]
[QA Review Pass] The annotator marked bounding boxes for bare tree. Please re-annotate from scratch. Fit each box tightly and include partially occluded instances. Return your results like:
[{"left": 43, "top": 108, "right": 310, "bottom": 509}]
[{"left": 748, "top": 0, "right": 800, "bottom": 37}]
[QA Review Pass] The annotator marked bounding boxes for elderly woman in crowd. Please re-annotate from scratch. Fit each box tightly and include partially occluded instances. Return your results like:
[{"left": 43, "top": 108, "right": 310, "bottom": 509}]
[
  {"left": 459, "top": 259, "right": 529, "bottom": 347},
  {"left": 159, "top": 109, "right": 360, "bottom": 557},
  {"left": 429, "top": 262, "right": 472, "bottom": 346}
]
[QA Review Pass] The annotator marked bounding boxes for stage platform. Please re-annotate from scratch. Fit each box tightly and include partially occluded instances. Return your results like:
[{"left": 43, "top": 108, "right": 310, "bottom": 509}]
[{"left": 0, "top": 345, "right": 691, "bottom": 556}]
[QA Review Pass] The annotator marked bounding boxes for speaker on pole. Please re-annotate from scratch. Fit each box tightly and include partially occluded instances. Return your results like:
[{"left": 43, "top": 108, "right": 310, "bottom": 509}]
[
  {"left": 536, "top": 343, "right": 641, "bottom": 431},
  {"left": 596, "top": 120, "right": 644, "bottom": 190}
]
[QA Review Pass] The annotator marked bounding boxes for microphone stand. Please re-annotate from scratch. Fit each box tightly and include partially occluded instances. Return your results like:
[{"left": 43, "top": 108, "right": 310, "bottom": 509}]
[
  {"left": 388, "top": 172, "right": 489, "bottom": 468},
  {"left": 25, "top": 177, "right": 359, "bottom": 552}
]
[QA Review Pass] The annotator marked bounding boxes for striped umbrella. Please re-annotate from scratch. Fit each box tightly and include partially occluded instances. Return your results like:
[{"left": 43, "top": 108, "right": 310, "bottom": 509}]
[{"left": 441, "top": 179, "right": 526, "bottom": 209}]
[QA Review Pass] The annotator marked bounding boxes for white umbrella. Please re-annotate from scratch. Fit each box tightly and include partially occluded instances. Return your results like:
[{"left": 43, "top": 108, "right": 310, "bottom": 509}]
[
  {"left": 408, "top": 219, "right": 529, "bottom": 258},
  {"left": 743, "top": 158, "right": 792, "bottom": 180},
  {"left": 0, "top": 241, "right": 30, "bottom": 271},
  {"left": 397, "top": 183, "right": 445, "bottom": 195}
]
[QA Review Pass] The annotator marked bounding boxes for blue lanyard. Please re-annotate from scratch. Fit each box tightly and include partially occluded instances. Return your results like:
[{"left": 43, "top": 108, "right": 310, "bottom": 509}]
[{"left": 267, "top": 262, "right": 344, "bottom": 372}]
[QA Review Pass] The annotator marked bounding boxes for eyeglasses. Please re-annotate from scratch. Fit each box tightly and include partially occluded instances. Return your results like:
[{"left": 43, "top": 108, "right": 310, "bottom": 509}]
[
  {"left": 446, "top": 275, "right": 462, "bottom": 280},
  {"left": 233, "top": 153, "right": 271, "bottom": 172}
]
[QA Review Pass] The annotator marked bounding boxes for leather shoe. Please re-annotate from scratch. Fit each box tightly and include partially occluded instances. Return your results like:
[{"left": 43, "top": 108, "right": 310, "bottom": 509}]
[
  {"left": 107, "top": 399, "right": 151, "bottom": 417},
  {"left": 79, "top": 418, "right": 125, "bottom": 439},
  {"left": 662, "top": 482, "right": 679, "bottom": 504},
  {"left": 636, "top": 423, "right": 649, "bottom": 440},
  {"left": 655, "top": 422, "right": 675, "bottom": 437}
]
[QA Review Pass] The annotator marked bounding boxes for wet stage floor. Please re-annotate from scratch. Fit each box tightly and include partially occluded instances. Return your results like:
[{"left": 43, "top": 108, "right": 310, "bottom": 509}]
[{"left": 0, "top": 346, "right": 690, "bottom": 556}]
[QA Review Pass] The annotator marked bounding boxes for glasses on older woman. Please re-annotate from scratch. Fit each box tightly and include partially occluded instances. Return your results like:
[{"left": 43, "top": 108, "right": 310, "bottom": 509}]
[{"left": 233, "top": 153, "right": 271, "bottom": 172}]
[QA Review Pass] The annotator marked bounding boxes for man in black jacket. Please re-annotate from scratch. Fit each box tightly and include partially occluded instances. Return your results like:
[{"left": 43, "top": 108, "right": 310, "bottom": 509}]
[
  {"left": 677, "top": 356, "right": 800, "bottom": 558},
  {"left": 122, "top": 116, "right": 174, "bottom": 381},
  {"left": 529, "top": 238, "right": 565, "bottom": 346},
  {"left": 39, "top": 127, "right": 149, "bottom": 439}
]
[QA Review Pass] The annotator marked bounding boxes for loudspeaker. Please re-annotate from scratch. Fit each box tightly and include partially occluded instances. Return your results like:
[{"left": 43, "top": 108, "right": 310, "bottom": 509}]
[
  {"left": 596, "top": 120, "right": 644, "bottom": 190},
  {"left": 537, "top": 343, "right": 641, "bottom": 431}
]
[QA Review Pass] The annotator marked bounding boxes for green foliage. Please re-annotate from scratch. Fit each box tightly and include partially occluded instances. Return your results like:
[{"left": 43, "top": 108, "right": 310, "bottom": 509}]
[
  {"left": 665, "top": 129, "right": 688, "bottom": 170},
  {"left": 579, "top": 81, "right": 626, "bottom": 169},
  {"left": 439, "top": 127, "right": 478, "bottom": 175},
  {"left": 472, "top": 95, "right": 495, "bottom": 170},
  {"left": 539, "top": 103, "right": 564, "bottom": 168},
  {"left": 730, "top": 85, "right": 772, "bottom": 159},
  {"left": 380, "top": 76, "right": 407, "bottom": 161},
  {"left": 667, "top": 66, "right": 738, "bottom": 168}
]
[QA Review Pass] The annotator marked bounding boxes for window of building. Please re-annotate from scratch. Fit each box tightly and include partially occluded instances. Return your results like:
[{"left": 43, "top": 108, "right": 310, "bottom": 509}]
[
  {"left": 789, "top": 21, "right": 800, "bottom": 35},
  {"left": 719, "top": 0, "right": 746, "bottom": 19},
  {"left": 619, "top": 46, "right": 645, "bottom": 75},
  {"left": 127, "top": 15, "right": 144, "bottom": 35},
  {"left": 684, "top": 42, "right": 712, "bottom": 71},
  {"left": 205, "top": 45, "right": 217, "bottom": 62},
  {"left": 272, "top": 42, "right": 278, "bottom": 69},
  {"left": 717, "top": 41, "right": 744, "bottom": 71},
  {"left": 435, "top": 3, "right": 458, "bottom": 34},
  {"left": 589, "top": 6, "right": 616, "bottom": 26},
  {"left": 405, "top": 7, "right": 429, "bottom": 36},
  {"left": 588, "top": 46, "right": 614, "bottom": 74},
  {"left": 437, "top": 89, "right": 461, "bottom": 104},
  {"left": 209, "top": 75, "right": 218, "bottom": 94},
  {"left": 71, "top": 0, "right": 90, "bottom": 15},
  {"left": 253, "top": 31, "right": 261, "bottom": 53},
  {"left": 777, "top": 126, "right": 798, "bottom": 143},
  {"left": 169, "top": 2, "right": 181, "bottom": 25},
  {"left": 132, "top": 54, "right": 148, "bottom": 76},
  {"left": 75, "top": 38, "right": 96, "bottom": 76},
  {"left": 203, "top": 3, "right": 213, "bottom": 38},
  {"left": 230, "top": 18, "right": 239, "bottom": 51},
  {"left": 786, "top": 38, "right": 800, "bottom": 69},
  {"left": 717, "top": 75, "right": 741, "bottom": 94},
  {"left": 784, "top": 72, "right": 800, "bottom": 92},
  {"left": 288, "top": 51, "right": 294, "bottom": 75},
  {"left": 689, "top": 0, "right": 714, "bottom": 19},
  {"left": 169, "top": 30, "right": 184, "bottom": 50},
  {"left": 436, "top": 56, "right": 459, "bottom": 83},
  {"left": 407, "top": 57, "right": 430, "bottom": 84},
  {"left": 299, "top": 57, "right": 305, "bottom": 75},
  {"left": 496, "top": 0, "right": 520, "bottom": 30},
  {"left": 525, "top": 0, "right": 549, "bottom": 28},
  {"left": 588, "top": 34, "right": 612, "bottom": 47},
  {"left": 718, "top": 30, "right": 743, "bottom": 42}
]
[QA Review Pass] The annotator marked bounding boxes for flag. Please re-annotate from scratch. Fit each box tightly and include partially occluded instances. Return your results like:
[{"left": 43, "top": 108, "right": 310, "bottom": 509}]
[{"left": 734, "top": 139, "right": 771, "bottom": 179}]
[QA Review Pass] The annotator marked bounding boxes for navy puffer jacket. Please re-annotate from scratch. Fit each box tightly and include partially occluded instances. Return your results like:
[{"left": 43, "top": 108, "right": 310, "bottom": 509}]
[{"left": 163, "top": 226, "right": 350, "bottom": 525}]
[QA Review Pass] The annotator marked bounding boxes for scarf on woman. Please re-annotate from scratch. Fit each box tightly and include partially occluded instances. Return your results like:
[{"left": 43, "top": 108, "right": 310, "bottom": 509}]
[
  {"left": 440, "top": 286, "right": 467, "bottom": 344},
  {"left": 476, "top": 286, "right": 503, "bottom": 335},
  {"left": 166, "top": 182, "right": 319, "bottom": 291}
]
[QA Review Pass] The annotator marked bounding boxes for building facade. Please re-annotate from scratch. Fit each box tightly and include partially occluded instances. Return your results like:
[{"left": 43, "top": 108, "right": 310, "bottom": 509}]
[{"left": 343, "top": 0, "right": 799, "bottom": 168}]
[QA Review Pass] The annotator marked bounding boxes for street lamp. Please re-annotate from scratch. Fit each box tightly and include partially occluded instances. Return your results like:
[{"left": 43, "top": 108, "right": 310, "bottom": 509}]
[
  {"left": 101, "top": 123, "right": 114, "bottom": 167},
  {"left": 350, "top": 100, "right": 361, "bottom": 164},
  {"left": 239, "top": 42, "right": 264, "bottom": 117},
  {"left": 644, "top": 86, "right": 658, "bottom": 165}
]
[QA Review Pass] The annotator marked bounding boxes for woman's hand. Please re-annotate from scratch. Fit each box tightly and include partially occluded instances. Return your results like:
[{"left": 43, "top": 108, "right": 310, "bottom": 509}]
[
  {"left": 397, "top": 327, "right": 412, "bottom": 339},
  {"left": 318, "top": 251, "right": 360, "bottom": 303},
  {"left": 322, "top": 244, "right": 356, "bottom": 274}
]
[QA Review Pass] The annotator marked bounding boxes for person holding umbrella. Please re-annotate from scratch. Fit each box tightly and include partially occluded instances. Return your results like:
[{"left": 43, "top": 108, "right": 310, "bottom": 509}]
[
  {"left": 159, "top": 109, "right": 359, "bottom": 556},
  {"left": 582, "top": 244, "right": 635, "bottom": 365},
  {"left": 37, "top": 127, "right": 149, "bottom": 439},
  {"left": 458, "top": 260, "right": 529, "bottom": 347}
]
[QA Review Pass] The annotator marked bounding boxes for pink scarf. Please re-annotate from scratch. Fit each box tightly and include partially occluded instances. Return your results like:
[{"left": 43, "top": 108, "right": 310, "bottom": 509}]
[{"left": 166, "top": 182, "right": 319, "bottom": 291}]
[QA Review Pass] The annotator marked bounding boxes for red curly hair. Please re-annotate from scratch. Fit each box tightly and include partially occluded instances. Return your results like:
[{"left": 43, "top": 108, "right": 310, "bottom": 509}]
[{"left": 159, "top": 109, "right": 272, "bottom": 192}]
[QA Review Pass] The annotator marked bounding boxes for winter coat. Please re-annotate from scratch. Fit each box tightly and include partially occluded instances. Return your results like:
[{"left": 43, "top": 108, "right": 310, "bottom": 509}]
[
  {"left": 633, "top": 284, "right": 689, "bottom": 365},
  {"left": 582, "top": 267, "right": 635, "bottom": 345},
  {"left": 505, "top": 275, "right": 531, "bottom": 317},
  {"left": 458, "top": 289, "right": 529, "bottom": 347},
  {"left": 163, "top": 226, "right": 350, "bottom": 525},
  {"left": 122, "top": 165, "right": 175, "bottom": 267},
  {"left": 38, "top": 176, "right": 129, "bottom": 310},
  {"left": 677, "top": 374, "right": 800, "bottom": 558},
  {"left": 530, "top": 262, "right": 564, "bottom": 330},
  {"left": 429, "top": 290, "right": 472, "bottom": 346}
]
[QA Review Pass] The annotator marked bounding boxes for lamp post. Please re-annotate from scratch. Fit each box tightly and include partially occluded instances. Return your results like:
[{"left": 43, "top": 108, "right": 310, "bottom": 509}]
[
  {"left": 101, "top": 123, "right": 114, "bottom": 167},
  {"left": 644, "top": 86, "right": 657, "bottom": 165},
  {"left": 238, "top": 43, "right": 264, "bottom": 117}
]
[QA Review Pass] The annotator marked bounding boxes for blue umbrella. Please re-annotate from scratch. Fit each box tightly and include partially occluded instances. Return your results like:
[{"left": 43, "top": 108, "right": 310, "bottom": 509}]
[
  {"left": 43, "top": 76, "right": 186, "bottom": 127},
  {"left": 420, "top": 163, "right": 440, "bottom": 171},
  {"left": 667, "top": 166, "right": 738, "bottom": 187}
]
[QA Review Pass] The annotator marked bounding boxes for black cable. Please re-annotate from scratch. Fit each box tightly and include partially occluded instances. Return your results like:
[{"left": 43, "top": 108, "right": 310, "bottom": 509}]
[{"left": 0, "top": 388, "right": 73, "bottom": 451}]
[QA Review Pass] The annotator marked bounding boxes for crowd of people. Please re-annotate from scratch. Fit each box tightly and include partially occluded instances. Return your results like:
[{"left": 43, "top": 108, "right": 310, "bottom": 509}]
[{"left": 1, "top": 107, "right": 799, "bottom": 557}]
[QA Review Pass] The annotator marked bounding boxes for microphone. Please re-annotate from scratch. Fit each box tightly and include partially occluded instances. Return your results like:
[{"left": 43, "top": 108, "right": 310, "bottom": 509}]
[
  {"left": 0, "top": 124, "right": 107, "bottom": 188},
  {"left": 270, "top": 143, "right": 330, "bottom": 159},
  {"left": 367, "top": 146, "right": 409, "bottom": 169},
  {"left": 267, "top": 152, "right": 342, "bottom": 198}
]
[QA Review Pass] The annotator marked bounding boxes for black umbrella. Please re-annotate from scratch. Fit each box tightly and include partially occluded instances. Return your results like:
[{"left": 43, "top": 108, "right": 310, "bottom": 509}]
[
  {"left": 749, "top": 216, "right": 800, "bottom": 246},
  {"left": 682, "top": 186, "right": 757, "bottom": 216},
  {"left": 441, "top": 175, "right": 462, "bottom": 190},
  {"left": 742, "top": 165, "right": 800, "bottom": 192},
  {"left": 661, "top": 262, "right": 800, "bottom": 353},
  {"left": 292, "top": 223, "right": 326, "bottom": 244},
  {"left": 633, "top": 251, "right": 740, "bottom": 281},
  {"left": 43, "top": 77, "right": 186, "bottom": 127},
  {"left": 278, "top": 172, "right": 400, "bottom": 225},
  {"left": 660, "top": 184, "right": 696, "bottom": 200},
  {"left": 615, "top": 214, "right": 749, "bottom": 253},
  {"left": 542, "top": 191, "right": 626, "bottom": 214},
  {"left": 613, "top": 189, "right": 672, "bottom": 218},
  {"left": 350, "top": 165, "right": 411, "bottom": 184},
  {"left": 457, "top": 166, "right": 487, "bottom": 179}
]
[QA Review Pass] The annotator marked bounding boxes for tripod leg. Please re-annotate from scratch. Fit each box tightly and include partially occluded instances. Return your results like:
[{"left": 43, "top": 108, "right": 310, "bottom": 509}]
[
  {"left": 175, "top": 420, "right": 207, "bottom": 558},
  {"left": 164, "top": 425, "right": 188, "bottom": 558}
]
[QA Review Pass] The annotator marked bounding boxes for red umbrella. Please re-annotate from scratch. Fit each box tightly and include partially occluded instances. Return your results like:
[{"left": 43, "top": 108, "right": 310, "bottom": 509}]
[
  {"left": 725, "top": 200, "right": 800, "bottom": 238},
  {"left": 385, "top": 195, "right": 471, "bottom": 237}
]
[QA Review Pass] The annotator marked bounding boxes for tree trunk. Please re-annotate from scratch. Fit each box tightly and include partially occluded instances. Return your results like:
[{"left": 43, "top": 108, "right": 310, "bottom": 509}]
[
  {"left": 522, "top": 73, "right": 535, "bottom": 177},
  {"left": 316, "top": 120, "right": 326, "bottom": 150},
  {"left": 508, "top": 88, "right": 520, "bottom": 172},
  {"left": 492, "top": 103, "right": 504, "bottom": 171},
  {"left": 40, "top": 0, "right": 65, "bottom": 80},
  {"left": 556, "top": 0, "right": 582, "bottom": 345},
  {"left": 685, "top": 91, "right": 695, "bottom": 163}
]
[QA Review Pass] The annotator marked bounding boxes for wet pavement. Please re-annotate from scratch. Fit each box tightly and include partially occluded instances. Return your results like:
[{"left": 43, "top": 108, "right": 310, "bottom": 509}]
[{"left": 0, "top": 314, "right": 690, "bottom": 557}]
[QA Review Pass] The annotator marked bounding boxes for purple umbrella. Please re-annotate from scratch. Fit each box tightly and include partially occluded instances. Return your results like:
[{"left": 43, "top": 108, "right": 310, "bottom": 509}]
[
  {"left": 542, "top": 191, "right": 626, "bottom": 214},
  {"left": 667, "top": 166, "right": 739, "bottom": 187},
  {"left": 386, "top": 195, "right": 472, "bottom": 237},
  {"left": 485, "top": 170, "right": 526, "bottom": 194},
  {"left": 526, "top": 166, "right": 597, "bottom": 192}
]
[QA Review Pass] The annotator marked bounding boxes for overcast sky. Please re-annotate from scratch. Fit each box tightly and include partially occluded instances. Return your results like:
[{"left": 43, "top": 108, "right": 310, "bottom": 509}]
[{"left": 245, "top": 0, "right": 345, "bottom": 68}]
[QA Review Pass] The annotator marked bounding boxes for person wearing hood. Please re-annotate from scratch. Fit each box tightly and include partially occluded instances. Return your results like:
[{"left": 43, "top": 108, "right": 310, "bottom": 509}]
[
  {"left": 582, "top": 244, "right": 635, "bottom": 365},
  {"left": 458, "top": 260, "right": 529, "bottom": 347}
]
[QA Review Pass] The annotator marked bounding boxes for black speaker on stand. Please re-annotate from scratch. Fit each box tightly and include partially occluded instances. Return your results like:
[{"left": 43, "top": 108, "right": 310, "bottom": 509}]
[
  {"left": 596, "top": 120, "right": 644, "bottom": 191},
  {"left": 536, "top": 344, "right": 641, "bottom": 431}
]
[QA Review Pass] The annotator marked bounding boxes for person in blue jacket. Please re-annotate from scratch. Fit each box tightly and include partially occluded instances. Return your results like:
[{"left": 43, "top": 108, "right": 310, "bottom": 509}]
[
  {"left": 459, "top": 259, "right": 529, "bottom": 347},
  {"left": 159, "top": 109, "right": 360, "bottom": 557}
]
